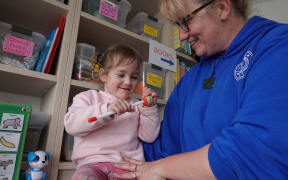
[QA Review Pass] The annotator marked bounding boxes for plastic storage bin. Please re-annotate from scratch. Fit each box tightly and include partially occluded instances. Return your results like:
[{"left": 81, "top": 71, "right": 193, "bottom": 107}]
[
  {"left": 0, "top": 21, "right": 46, "bottom": 70},
  {"left": 23, "top": 110, "right": 50, "bottom": 153},
  {"left": 82, "top": 0, "right": 131, "bottom": 28},
  {"left": 61, "top": 131, "right": 74, "bottom": 161},
  {"left": 73, "top": 43, "right": 96, "bottom": 81},
  {"left": 126, "top": 12, "right": 163, "bottom": 41},
  {"left": 141, "top": 62, "right": 166, "bottom": 98}
]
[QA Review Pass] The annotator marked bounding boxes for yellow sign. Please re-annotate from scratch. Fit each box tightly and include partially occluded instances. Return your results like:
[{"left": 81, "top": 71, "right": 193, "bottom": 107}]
[
  {"left": 173, "top": 26, "right": 180, "bottom": 49},
  {"left": 144, "top": 24, "right": 158, "bottom": 37},
  {"left": 93, "top": 63, "right": 99, "bottom": 72},
  {"left": 147, "top": 73, "right": 162, "bottom": 88}
]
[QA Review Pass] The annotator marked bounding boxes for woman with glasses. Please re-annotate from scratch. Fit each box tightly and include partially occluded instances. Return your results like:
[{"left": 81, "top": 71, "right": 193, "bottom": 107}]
[{"left": 113, "top": 0, "right": 288, "bottom": 179}]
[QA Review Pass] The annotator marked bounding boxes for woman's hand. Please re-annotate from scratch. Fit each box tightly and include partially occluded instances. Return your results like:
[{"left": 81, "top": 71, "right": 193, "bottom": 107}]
[{"left": 113, "top": 156, "right": 165, "bottom": 180}]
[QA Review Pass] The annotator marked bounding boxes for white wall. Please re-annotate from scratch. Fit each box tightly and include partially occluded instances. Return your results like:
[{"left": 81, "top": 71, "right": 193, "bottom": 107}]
[{"left": 250, "top": 0, "right": 288, "bottom": 23}]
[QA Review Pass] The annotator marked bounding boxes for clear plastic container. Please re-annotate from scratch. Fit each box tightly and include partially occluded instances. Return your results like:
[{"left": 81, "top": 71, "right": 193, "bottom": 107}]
[
  {"left": 126, "top": 12, "right": 163, "bottom": 41},
  {"left": 141, "top": 62, "right": 166, "bottom": 98},
  {"left": 23, "top": 110, "right": 50, "bottom": 153},
  {"left": 73, "top": 43, "right": 96, "bottom": 81},
  {"left": 0, "top": 21, "right": 46, "bottom": 70},
  {"left": 61, "top": 131, "right": 74, "bottom": 161},
  {"left": 82, "top": 0, "right": 131, "bottom": 28},
  {"left": 24, "top": 126, "right": 43, "bottom": 152}
]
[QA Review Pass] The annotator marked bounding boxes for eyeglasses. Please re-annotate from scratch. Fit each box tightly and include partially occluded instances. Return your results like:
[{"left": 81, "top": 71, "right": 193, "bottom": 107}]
[{"left": 175, "top": 0, "right": 216, "bottom": 32}]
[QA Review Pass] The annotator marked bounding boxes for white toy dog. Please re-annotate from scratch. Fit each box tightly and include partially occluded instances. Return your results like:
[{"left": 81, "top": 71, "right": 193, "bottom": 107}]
[{"left": 24, "top": 151, "right": 50, "bottom": 180}]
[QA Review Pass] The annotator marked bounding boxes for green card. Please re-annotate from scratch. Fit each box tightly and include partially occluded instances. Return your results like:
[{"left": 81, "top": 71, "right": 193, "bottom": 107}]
[{"left": 0, "top": 102, "right": 32, "bottom": 180}]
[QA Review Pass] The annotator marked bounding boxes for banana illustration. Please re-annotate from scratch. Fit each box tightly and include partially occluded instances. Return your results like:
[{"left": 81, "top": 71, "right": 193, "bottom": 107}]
[{"left": 0, "top": 136, "right": 15, "bottom": 148}]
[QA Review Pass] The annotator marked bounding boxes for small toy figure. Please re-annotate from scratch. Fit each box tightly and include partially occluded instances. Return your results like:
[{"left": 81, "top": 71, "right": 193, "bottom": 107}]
[{"left": 23, "top": 151, "right": 50, "bottom": 180}]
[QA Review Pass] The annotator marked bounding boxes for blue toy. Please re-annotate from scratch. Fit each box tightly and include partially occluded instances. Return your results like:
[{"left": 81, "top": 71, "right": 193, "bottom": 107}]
[{"left": 23, "top": 151, "right": 50, "bottom": 180}]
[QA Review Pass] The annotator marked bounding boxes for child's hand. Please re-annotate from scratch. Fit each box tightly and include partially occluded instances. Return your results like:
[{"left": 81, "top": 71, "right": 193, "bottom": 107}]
[
  {"left": 108, "top": 99, "right": 132, "bottom": 116},
  {"left": 142, "top": 86, "right": 158, "bottom": 106}
]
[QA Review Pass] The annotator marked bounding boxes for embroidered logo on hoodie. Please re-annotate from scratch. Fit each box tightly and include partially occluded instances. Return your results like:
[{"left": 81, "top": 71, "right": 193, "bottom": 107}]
[{"left": 234, "top": 51, "right": 252, "bottom": 81}]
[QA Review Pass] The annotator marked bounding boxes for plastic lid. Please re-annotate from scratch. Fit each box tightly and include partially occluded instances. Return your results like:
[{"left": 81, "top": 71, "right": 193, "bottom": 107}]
[
  {"left": 32, "top": 32, "right": 46, "bottom": 48},
  {"left": 76, "top": 43, "right": 96, "bottom": 59},
  {"left": 119, "top": 0, "right": 131, "bottom": 8},
  {"left": 0, "top": 21, "right": 12, "bottom": 31}
]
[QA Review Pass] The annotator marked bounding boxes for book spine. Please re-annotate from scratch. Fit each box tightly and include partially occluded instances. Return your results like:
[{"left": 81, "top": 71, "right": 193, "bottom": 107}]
[
  {"left": 34, "top": 30, "right": 55, "bottom": 72},
  {"left": 42, "top": 29, "right": 57, "bottom": 72}
]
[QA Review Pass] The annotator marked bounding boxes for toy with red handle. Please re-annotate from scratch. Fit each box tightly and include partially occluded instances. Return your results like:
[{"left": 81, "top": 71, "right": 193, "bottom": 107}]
[{"left": 88, "top": 96, "right": 154, "bottom": 123}]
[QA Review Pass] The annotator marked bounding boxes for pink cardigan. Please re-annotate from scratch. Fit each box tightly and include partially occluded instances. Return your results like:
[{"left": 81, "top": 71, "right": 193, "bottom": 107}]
[{"left": 64, "top": 90, "right": 160, "bottom": 168}]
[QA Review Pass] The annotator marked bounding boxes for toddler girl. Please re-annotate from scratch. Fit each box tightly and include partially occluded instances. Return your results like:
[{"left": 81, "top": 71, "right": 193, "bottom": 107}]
[{"left": 64, "top": 44, "right": 160, "bottom": 180}]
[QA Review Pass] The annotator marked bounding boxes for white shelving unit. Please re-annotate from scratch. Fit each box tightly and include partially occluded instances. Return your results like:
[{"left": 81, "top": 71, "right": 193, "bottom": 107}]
[
  {"left": 0, "top": 0, "right": 75, "bottom": 178},
  {"left": 0, "top": 0, "right": 197, "bottom": 179}
]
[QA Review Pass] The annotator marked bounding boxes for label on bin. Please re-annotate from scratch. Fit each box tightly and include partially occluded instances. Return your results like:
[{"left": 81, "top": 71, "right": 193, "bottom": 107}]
[
  {"left": 3, "top": 35, "right": 34, "bottom": 57},
  {"left": 144, "top": 24, "right": 158, "bottom": 38},
  {"left": 99, "top": 0, "right": 118, "bottom": 21},
  {"left": 146, "top": 73, "right": 162, "bottom": 88}
]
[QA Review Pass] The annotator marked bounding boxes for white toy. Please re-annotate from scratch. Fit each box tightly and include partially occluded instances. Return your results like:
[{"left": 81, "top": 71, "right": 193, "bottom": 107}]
[{"left": 24, "top": 151, "right": 50, "bottom": 180}]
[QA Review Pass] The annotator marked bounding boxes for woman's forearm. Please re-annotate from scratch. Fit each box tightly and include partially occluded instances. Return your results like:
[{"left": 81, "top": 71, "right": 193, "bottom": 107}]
[{"left": 156, "top": 144, "right": 216, "bottom": 180}]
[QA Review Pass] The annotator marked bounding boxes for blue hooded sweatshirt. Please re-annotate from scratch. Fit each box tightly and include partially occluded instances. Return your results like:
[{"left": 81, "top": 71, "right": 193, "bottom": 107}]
[{"left": 143, "top": 16, "right": 288, "bottom": 179}]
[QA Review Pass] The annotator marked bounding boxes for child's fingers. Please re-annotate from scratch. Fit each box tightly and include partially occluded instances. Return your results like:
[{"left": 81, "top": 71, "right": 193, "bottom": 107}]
[
  {"left": 111, "top": 100, "right": 132, "bottom": 115},
  {"left": 119, "top": 100, "right": 131, "bottom": 112},
  {"left": 143, "top": 87, "right": 157, "bottom": 97}
]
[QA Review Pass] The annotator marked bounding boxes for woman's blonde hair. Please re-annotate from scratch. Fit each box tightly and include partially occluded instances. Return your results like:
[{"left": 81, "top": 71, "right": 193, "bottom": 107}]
[
  {"left": 100, "top": 44, "right": 142, "bottom": 73},
  {"left": 159, "top": 0, "right": 249, "bottom": 21}
]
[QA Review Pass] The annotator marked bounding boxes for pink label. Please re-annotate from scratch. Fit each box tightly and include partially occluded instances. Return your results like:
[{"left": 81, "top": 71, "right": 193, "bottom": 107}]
[
  {"left": 3, "top": 34, "right": 34, "bottom": 57},
  {"left": 99, "top": 1, "right": 118, "bottom": 21}
]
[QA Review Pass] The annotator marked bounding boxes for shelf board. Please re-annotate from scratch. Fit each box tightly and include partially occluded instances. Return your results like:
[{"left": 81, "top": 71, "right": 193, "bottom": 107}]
[
  {"left": 71, "top": 79, "right": 102, "bottom": 90},
  {"left": 70, "top": 79, "right": 102, "bottom": 98},
  {"left": 59, "top": 161, "right": 76, "bottom": 170},
  {"left": 78, "top": 12, "right": 199, "bottom": 65},
  {"left": 176, "top": 52, "right": 198, "bottom": 64},
  {"left": 0, "top": 0, "right": 69, "bottom": 35},
  {"left": 0, "top": 64, "right": 57, "bottom": 97},
  {"left": 70, "top": 79, "right": 166, "bottom": 105},
  {"left": 78, "top": 12, "right": 150, "bottom": 60}
]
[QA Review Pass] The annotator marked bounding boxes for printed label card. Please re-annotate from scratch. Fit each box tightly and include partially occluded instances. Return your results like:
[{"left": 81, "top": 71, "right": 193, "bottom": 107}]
[
  {"left": 0, "top": 173, "right": 13, "bottom": 180},
  {"left": 99, "top": 0, "right": 118, "bottom": 20},
  {"left": 0, "top": 113, "right": 24, "bottom": 131},
  {"left": 3, "top": 35, "right": 34, "bottom": 58},
  {"left": 0, "top": 133, "right": 20, "bottom": 152},
  {"left": 0, "top": 153, "right": 17, "bottom": 175}
]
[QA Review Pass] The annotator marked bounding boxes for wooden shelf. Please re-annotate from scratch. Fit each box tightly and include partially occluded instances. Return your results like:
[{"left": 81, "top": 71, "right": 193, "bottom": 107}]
[
  {"left": 59, "top": 161, "right": 76, "bottom": 170},
  {"left": 176, "top": 52, "right": 198, "bottom": 64},
  {"left": 0, "top": 64, "right": 57, "bottom": 97},
  {"left": 70, "top": 79, "right": 102, "bottom": 98},
  {"left": 77, "top": 13, "right": 198, "bottom": 65},
  {"left": 71, "top": 79, "right": 102, "bottom": 90},
  {"left": 78, "top": 12, "right": 150, "bottom": 60},
  {"left": 0, "top": 0, "right": 69, "bottom": 35}
]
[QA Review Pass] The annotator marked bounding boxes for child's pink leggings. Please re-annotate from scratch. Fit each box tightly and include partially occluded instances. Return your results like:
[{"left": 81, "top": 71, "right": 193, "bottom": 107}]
[{"left": 72, "top": 162, "right": 131, "bottom": 180}]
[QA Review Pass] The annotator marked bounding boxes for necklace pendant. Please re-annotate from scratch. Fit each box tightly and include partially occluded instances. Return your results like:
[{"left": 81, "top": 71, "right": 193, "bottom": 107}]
[{"left": 202, "top": 77, "right": 216, "bottom": 89}]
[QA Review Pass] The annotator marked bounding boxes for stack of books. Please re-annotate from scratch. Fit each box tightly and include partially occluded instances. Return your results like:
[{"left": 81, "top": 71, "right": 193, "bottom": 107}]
[{"left": 34, "top": 16, "right": 66, "bottom": 73}]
